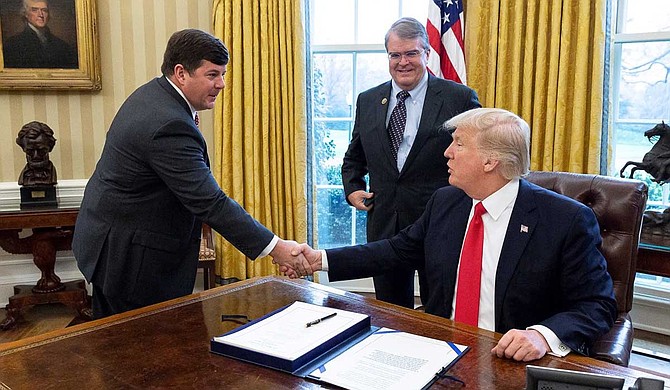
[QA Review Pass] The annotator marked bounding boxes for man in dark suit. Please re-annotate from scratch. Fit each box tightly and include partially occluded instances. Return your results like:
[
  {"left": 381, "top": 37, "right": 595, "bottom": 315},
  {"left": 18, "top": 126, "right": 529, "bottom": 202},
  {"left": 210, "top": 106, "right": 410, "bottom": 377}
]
[
  {"left": 341, "top": 17, "right": 480, "bottom": 309},
  {"left": 2, "top": 0, "right": 78, "bottom": 69},
  {"left": 290, "top": 108, "right": 617, "bottom": 362},
  {"left": 73, "top": 29, "right": 308, "bottom": 319}
]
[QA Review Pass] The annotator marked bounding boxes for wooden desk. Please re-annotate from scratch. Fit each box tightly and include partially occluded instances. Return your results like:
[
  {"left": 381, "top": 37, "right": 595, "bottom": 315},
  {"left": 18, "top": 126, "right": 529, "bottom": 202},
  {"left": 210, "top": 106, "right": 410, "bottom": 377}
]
[
  {"left": 638, "top": 243, "right": 670, "bottom": 278},
  {"left": 0, "top": 206, "right": 90, "bottom": 330},
  {"left": 0, "top": 276, "right": 667, "bottom": 389}
]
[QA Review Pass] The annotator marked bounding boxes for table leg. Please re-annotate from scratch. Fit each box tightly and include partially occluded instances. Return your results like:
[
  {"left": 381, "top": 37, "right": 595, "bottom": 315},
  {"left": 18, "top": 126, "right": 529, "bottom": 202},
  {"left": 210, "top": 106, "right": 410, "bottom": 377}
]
[{"left": 0, "top": 227, "right": 90, "bottom": 330}]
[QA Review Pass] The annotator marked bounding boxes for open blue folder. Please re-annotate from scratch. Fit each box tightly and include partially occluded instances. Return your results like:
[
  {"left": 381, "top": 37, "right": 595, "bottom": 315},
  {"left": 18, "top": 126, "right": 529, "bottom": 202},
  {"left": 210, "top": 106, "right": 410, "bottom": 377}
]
[
  {"left": 210, "top": 302, "right": 376, "bottom": 375},
  {"left": 210, "top": 302, "right": 469, "bottom": 389}
]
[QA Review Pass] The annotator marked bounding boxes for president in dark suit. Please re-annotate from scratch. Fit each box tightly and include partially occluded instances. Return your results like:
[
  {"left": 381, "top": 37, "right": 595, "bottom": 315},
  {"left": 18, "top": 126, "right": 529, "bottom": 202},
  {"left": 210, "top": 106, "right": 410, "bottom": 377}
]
[
  {"left": 2, "top": 0, "right": 78, "bottom": 69},
  {"left": 291, "top": 108, "right": 616, "bottom": 362},
  {"left": 341, "top": 17, "right": 480, "bottom": 309},
  {"left": 73, "top": 29, "right": 308, "bottom": 319}
]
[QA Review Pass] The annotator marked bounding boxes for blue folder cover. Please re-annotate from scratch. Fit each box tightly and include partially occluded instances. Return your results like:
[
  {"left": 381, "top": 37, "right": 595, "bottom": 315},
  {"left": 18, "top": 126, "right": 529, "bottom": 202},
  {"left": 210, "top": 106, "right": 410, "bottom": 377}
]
[{"left": 210, "top": 303, "right": 375, "bottom": 375}]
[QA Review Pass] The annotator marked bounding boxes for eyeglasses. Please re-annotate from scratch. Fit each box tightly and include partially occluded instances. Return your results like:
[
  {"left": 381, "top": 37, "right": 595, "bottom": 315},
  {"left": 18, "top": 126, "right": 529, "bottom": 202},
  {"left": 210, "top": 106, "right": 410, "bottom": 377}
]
[{"left": 387, "top": 50, "right": 425, "bottom": 61}]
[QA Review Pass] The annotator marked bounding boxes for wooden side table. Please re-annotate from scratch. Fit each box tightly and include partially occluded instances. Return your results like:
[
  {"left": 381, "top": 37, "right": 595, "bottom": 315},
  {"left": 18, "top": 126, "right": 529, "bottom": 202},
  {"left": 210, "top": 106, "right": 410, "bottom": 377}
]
[
  {"left": 0, "top": 206, "right": 91, "bottom": 330},
  {"left": 638, "top": 243, "right": 670, "bottom": 278}
]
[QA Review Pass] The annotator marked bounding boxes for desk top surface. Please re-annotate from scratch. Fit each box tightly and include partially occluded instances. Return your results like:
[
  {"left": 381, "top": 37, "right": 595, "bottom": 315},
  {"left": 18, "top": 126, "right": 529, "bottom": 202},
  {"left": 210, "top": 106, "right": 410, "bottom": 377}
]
[
  {"left": 0, "top": 276, "right": 667, "bottom": 389},
  {"left": 0, "top": 205, "right": 77, "bottom": 229}
]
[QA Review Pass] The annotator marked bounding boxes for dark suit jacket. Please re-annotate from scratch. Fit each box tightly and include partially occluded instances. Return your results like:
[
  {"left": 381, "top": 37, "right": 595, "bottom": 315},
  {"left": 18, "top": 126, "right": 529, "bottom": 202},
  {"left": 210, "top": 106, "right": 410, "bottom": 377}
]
[
  {"left": 3, "top": 25, "right": 77, "bottom": 69},
  {"left": 327, "top": 179, "right": 617, "bottom": 354},
  {"left": 73, "top": 76, "right": 274, "bottom": 307},
  {"left": 342, "top": 75, "right": 480, "bottom": 240}
]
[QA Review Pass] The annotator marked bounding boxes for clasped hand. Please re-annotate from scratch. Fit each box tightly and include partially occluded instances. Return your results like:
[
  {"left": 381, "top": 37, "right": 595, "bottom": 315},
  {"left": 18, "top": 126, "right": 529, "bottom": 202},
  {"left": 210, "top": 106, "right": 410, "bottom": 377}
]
[
  {"left": 270, "top": 242, "right": 322, "bottom": 278},
  {"left": 270, "top": 240, "right": 322, "bottom": 278}
]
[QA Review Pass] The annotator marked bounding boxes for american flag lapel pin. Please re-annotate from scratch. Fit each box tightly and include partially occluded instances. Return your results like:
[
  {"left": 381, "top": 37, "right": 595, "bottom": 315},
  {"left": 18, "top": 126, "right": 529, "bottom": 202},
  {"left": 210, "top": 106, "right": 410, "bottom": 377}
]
[
  {"left": 520, "top": 225, "right": 529, "bottom": 233},
  {"left": 381, "top": 97, "right": 388, "bottom": 105}
]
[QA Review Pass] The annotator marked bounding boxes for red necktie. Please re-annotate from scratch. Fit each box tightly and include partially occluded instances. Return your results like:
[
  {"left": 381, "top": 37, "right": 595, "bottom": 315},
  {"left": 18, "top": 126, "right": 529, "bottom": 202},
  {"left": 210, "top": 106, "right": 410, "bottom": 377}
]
[
  {"left": 194, "top": 112, "right": 200, "bottom": 127},
  {"left": 454, "top": 202, "right": 487, "bottom": 326}
]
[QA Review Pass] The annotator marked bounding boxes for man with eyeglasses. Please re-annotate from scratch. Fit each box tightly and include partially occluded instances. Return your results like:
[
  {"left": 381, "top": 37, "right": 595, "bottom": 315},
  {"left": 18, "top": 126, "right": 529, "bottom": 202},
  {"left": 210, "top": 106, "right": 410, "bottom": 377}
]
[
  {"left": 341, "top": 17, "right": 480, "bottom": 309},
  {"left": 2, "top": 0, "right": 78, "bottom": 69}
]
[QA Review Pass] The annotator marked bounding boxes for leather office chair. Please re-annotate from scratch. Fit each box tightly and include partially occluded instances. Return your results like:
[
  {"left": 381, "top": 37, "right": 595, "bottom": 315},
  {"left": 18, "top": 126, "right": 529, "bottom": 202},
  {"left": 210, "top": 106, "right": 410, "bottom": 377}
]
[
  {"left": 525, "top": 171, "right": 648, "bottom": 366},
  {"left": 198, "top": 224, "right": 216, "bottom": 290}
]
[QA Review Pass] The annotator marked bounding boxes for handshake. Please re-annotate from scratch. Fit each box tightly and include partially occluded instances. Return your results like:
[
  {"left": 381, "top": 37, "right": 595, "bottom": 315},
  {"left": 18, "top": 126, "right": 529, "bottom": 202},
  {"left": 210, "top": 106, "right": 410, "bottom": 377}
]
[{"left": 269, "top": 240, "right": 324, "bottom": 278}]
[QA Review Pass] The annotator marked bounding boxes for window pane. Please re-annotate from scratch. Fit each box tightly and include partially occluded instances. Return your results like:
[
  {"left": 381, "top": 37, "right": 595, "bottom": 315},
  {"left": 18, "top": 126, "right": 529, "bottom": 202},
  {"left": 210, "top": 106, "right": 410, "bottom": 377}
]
[
  {"left": 313, "top": 121, "right": 352, "bottom": 185},
  {"left": 618, "top": 0, "right": 670, "bottom": 33},
  {"left": 316, "top": 187, "right": 353, "bottom": 248},
  {"left": 614, "top": 128, "right": 665, "bottom": 204},
  {"left": 355, "top": 209, "right": 367, "bottom": 244},
  {"left": 313, "top": 54, "right": 354, "bottom": 118},
  {"left": 311, "top": 0, "right": 355, "bottom": 44},
  {"left": 357, "top": 0, "right": 399, "bottom": 44},
  {"left": 616, "top": 42, "right": 670, "bottom": 121},
  {"left": 402, "top": 1, "right": 428, "bottom": 23},
  {"left": 355, "top": 53, "right": 390, "bottom": 96}
]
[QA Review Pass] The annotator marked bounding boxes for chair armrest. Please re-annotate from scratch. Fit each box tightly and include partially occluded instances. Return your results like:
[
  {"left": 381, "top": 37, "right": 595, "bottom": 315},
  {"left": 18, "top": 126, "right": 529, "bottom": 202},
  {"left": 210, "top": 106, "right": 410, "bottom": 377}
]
[{"left": 590, "top": 312, "right": 633, "bottom": 367}]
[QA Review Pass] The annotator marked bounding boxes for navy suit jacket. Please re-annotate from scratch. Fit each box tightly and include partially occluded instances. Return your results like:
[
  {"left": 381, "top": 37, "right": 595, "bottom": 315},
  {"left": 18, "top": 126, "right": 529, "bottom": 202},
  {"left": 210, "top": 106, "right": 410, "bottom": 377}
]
[
  {"left": 327, "top": 179, "right": 617, "bottom": 354},
  {"left": 341, "top": 75, "right": 480, "bottom": 240},
  {"left": 73, "top": 77, "right": 273, "bottom": 307}
]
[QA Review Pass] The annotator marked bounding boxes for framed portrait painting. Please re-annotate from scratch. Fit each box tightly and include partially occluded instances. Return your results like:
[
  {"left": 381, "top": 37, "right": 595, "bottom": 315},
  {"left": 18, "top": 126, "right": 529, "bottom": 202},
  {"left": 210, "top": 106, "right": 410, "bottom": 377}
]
[{"left": 0, "top": 0, "right": 100, "bottom": 90}]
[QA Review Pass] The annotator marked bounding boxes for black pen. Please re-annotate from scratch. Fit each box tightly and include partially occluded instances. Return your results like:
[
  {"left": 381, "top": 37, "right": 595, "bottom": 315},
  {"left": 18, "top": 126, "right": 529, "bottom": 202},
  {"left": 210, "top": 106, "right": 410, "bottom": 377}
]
[{"left": 306, "top": 312, "right": 337, "bottom": 327}]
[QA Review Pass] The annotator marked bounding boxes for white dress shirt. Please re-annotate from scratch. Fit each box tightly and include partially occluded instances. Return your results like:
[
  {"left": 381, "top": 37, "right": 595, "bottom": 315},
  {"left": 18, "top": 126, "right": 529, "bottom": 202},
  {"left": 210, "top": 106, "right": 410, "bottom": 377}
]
[
  {"left": 451, "top": 179, "right": 569, "bottom": 357},
  {"left": 386, "top": 72, "right": 429, "bottom": 172}
]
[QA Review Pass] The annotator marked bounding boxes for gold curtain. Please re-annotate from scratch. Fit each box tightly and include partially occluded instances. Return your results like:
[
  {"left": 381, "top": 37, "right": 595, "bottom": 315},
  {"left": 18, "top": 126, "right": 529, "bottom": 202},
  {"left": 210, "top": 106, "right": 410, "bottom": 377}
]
[
  {"left": 465, "top": 0, "right": 607, "bottom": 173},
  {"left": 211, "top": 0, "right": 307, "bottom": 282}
]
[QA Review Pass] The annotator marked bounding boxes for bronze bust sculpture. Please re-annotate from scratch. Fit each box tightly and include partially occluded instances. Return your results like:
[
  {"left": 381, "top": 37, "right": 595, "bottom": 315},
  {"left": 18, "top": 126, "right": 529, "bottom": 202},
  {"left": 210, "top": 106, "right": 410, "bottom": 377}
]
[{"left": 16, "top": 121, "right": 58, "bottom": 186}]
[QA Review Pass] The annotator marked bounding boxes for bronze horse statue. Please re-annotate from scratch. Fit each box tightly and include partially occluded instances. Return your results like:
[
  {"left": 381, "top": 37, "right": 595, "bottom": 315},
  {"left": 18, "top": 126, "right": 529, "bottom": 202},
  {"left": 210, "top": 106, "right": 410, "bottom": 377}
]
[{"left": 620, "top": 121, "right": 670, "bottom": 184}]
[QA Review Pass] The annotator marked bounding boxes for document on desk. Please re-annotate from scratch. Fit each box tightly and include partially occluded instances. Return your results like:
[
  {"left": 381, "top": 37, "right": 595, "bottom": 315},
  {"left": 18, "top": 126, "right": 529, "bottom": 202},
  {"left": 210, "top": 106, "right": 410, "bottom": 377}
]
[
  {"left": 211, "top": 301, "right": 371, "bottom": 372},
  {"left": 307, "top": 327, "right": 468, "bottom": 390}
]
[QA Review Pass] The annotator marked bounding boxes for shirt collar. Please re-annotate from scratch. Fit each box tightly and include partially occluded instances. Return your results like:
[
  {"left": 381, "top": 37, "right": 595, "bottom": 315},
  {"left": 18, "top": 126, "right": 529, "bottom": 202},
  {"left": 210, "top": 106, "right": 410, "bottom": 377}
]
[
  {"left": 165, "top": 76, "right": 197, "bottom": 121},
  {"left": 477, "top": 179, "right": 520, "bottom": 221},
  {"left": 391, "top": 70, "right": 428, "bottom": 100},
  {"left": 28, "top": 23, "right": 47, "bottom": 43}
]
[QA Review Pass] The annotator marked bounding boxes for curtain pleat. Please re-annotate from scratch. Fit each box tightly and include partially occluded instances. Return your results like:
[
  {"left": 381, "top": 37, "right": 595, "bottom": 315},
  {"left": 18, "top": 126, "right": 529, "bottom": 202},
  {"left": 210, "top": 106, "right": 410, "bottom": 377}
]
[
  {"left": 212, "top": 0, "right": 307, "bottom": 283},
  {"left": 466, "top": 0, "right": 606, "bottom": 173}
]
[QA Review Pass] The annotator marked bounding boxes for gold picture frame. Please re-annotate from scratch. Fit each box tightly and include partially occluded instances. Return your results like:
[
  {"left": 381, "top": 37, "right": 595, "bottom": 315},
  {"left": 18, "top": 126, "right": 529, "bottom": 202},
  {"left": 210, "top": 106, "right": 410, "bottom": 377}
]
[{"left": 0, "top": 0, "right": 100, "bottom": 90}]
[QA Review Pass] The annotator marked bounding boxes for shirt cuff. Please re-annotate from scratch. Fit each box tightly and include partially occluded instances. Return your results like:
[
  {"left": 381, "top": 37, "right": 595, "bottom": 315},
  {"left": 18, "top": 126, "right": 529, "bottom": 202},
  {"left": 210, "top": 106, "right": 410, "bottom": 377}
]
[
  {"left": 527, "top": 325, "right": 571, "bottom": 357},
  {"left": 321, "top": 250, "right": 329, "bottom": 271},
  {"left": 257, "top": 235, "right": 279, "bottom": 259}
]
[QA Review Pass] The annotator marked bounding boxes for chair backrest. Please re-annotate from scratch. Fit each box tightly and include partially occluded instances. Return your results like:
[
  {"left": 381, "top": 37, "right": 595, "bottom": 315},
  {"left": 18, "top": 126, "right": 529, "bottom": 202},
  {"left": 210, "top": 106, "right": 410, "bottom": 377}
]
[{"left": 525, "top": 171, "right": 648, "bottom": 313}]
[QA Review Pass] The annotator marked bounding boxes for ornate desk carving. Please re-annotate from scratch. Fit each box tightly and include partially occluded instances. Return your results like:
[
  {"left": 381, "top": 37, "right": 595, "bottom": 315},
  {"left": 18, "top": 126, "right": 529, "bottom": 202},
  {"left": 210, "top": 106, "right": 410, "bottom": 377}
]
[{"left": 0, "top": 206, "right": 91, "bottom": 330}]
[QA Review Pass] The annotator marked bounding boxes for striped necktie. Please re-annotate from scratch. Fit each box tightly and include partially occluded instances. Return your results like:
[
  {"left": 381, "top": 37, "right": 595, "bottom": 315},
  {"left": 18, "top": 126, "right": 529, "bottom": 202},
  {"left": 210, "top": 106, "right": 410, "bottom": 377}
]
[{"left": 387, "top": 90, "right": 410, "bottom": 160}]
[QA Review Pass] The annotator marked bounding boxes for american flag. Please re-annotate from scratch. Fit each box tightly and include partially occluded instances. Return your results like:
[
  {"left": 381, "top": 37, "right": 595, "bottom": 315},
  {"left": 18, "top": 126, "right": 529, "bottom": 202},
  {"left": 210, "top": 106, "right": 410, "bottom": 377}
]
[{"left": 426, "top": 0, "right": 467, "bottom": 84}]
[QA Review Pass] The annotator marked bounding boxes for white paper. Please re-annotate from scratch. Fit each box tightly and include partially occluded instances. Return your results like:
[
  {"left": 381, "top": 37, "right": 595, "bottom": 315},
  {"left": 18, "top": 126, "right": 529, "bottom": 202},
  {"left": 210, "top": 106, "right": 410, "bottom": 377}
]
[
  {"left": 213, "top": 301, "right": 369, "bottom": 361},
  {"left": 308, "top": 327, "right": 466, "bottom": 390}
]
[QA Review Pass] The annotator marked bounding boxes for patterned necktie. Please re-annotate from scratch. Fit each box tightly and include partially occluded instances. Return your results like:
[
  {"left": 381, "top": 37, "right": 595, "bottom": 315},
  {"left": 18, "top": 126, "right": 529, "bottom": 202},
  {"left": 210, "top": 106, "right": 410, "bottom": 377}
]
[
  {"left": 194, "top": 112, "right": 200, "bottom": 127},
  {"left": 387, "top": 90, "right": 410, "bottom": 160},
  {"left": 454, "top": 202, "right": 487, "bottom": 327}
]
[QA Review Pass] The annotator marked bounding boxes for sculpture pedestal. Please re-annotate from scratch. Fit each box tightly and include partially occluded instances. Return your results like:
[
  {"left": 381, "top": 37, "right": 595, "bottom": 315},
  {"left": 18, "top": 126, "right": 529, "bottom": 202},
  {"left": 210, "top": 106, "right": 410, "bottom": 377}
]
[{"left": 20, "top": 185, "right": 58, "bottom": 208}]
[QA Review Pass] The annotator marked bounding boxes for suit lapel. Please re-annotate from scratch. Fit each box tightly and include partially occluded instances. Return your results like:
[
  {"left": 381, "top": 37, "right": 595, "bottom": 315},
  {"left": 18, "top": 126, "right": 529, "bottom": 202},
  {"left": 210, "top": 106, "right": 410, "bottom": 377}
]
[
  {"left": 157, "top": 76, "right": 209, "bottom": 167},
  {"left": 494, "top": 180, "right": 538, "bottom": 328},
  {"left": 373, "top": 82, "right": 398, "bottom": 170},
  {"left": 157, "top": 76, "right": 193, "bottom": 119},
  {"left": 444, "top": 196, "right": 472, "bottom": 313},
  {"left": 401, "top": 75, "right": 443, "bottom": 176}
]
